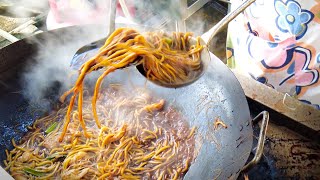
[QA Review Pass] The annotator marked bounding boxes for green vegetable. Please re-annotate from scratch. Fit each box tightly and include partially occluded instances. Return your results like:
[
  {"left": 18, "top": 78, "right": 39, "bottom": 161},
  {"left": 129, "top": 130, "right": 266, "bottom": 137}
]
[
  {"left": 23, "top": 167, "right": 45, "bottom": 177},
  {"left": 45, "top": 122, "right": 58, "bottom": 134},
  {"left": 46, "top": 154, "right": 66, "bottom": 160},
  {"left": 46, "top": 155, "right": 56, "bottom": 160},
  {"left": 164, "top": 38, "right": 173, "bottom": 45}
]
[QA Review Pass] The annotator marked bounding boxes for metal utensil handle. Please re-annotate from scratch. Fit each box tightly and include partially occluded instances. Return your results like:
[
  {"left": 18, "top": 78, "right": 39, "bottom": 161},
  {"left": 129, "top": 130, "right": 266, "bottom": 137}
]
[
  {"left": 108, "top": 0, "right": 117, "bottom": 34},
  {"left": 242, "top": 111, "right": 269, "bottom": 172},
  {"left": 202, "top": 0, "right": 255, "bottom": 44}
]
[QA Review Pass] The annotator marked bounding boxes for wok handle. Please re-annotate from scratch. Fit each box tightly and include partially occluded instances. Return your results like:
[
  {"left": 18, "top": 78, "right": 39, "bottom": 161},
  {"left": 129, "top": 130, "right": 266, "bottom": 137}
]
[{"left": 242, "top": 111, "right": 269, "bottom": 172}]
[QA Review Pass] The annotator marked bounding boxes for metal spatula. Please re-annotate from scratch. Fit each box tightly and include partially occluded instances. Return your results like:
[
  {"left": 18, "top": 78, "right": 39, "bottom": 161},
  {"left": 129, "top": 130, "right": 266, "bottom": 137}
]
[{"left": 70, "top": 0, "right": 117, "bottom": 70}]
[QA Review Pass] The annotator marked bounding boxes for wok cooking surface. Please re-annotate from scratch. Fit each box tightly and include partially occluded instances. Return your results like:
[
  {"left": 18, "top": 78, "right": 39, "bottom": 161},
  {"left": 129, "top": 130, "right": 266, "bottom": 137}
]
[{"left": 0, "top": 25, "right": 253, "bottom": 179}]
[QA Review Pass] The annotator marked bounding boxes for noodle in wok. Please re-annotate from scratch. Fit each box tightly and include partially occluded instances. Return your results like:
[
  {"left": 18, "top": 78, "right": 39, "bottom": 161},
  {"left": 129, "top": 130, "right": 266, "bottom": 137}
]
[
  {"left": 4, "top": 27, "right": 203, "bottom": 179},
  {"left": 5, "top": 85, "right": 196, "bottom": 179},
  {"left": 59, "top": 27, "right": 203, "bottom": 141}
]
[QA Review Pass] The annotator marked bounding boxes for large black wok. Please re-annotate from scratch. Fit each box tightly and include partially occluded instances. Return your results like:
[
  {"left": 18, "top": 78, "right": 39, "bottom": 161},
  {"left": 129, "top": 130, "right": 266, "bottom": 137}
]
[{"left": 0, "top": 25, "right": 268, "bottom": 179}]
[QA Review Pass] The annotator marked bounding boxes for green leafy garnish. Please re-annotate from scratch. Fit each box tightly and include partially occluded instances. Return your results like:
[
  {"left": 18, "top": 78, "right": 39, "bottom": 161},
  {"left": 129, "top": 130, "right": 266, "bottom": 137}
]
[
  {"left": 45, "top": 122, "right": 58, "bottom": 134},
  {"left": 163, "top": 38, "right": 173, "bottom": 45},
  {"left": 23, "top": 167, "right": 45, "bottom": 177},
  {"left": 46, "top": 154, "right": 66, "bottom": 160}
]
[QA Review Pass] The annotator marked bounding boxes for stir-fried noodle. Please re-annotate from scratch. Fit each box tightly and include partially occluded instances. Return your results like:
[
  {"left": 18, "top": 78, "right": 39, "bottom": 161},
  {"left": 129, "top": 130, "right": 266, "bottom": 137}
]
[
  {"left": 59, "top": 27, "right": 203, "bottom": 141},
  {"left": 5, "top": 27, "right": 203, "bottom": 179},
  {"left": 5, "top": 86, "right": 196, "bottom": 179}
]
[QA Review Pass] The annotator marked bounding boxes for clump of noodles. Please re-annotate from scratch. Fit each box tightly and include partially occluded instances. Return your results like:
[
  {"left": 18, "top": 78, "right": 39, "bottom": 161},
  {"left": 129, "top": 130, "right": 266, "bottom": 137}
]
[
  {"left": 59, "top": 27, "right": 203, "bottom": 141},
  {"left": 4, "top": 85, "right": 196, "bottom": 179}
]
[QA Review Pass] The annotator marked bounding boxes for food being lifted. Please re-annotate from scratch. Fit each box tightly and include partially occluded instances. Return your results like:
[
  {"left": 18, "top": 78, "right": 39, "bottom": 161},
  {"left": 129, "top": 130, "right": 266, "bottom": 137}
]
[
  {"left": 60, "top": 27, "right": 203, "bottom": 141},
  {"left": 4, "top": 27, "right": 203, "bottom": 179}
]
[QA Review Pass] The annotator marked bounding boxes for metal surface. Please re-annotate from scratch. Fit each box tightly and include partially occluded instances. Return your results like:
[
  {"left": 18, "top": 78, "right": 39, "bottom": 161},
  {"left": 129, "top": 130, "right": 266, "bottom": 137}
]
[
  {"left": 70, "top": 0, "right": 116, "bottom": 70},
  {"left": 118, "top": 0, "right": 133, "bottom": 21},
  {"left": 0, "top": 25, "right": 255, "bottom": 179},
  {"left": 150, "top": 0, "right": 255, "bottom": 87},
  {"left": 186, "top": 0, "right": 210, "bottom": 19},
  {"left": 242, "top": 111, "right": 269, "bottom": 172},
  {"left": 70, "top": 0, "right": 254, "bottom": 86},
  {"left": 137, "top": 0, "right": 255, "bottom": 88},
  {"left": 0, "top": 167, "right": 13, "bottom": 180},
  {"left": 244, "top": 98, "right": 320, "bottom": 179},
  {"left": 107, "top": 0, "right": 117, "bottom": 36},
  {"left": 140, "top": 0, "right": 256, "bottom": 88},
  {"left": 201, "top": 0, "right": 255, "bottom": 44}
]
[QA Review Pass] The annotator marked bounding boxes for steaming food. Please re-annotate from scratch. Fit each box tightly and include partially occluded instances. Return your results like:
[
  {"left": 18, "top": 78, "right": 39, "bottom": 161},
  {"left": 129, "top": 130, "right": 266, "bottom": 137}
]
[
  {"left": 4, "top": 27, "right": 201, "bottom": 179},
  {"left": 59, "top": 27, "right": 203, "bottom": 141},
  {"left": 4, "top": 85, "right": 196, "bottom": 179}
]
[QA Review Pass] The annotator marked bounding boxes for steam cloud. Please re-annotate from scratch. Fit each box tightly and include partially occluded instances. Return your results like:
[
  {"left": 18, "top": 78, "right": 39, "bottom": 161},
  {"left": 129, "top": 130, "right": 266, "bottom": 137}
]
[
  {"left": 14, "top": 0, "right": 209, "bottom": 107},
  {"left": 22, "top": 26, "right": 107, "bottom": 108},
  {"left": 2, "top": 0, "right": 49, "bottom": 17}
]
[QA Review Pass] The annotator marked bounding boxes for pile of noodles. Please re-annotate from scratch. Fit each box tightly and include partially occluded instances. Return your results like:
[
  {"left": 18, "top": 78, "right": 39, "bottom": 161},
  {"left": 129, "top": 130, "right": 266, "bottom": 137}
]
[
  {"left": 5, "top": 85, "right": 196, "bottom": 179},
  {"left": 4, "top": 27, "right": 202, "bottom": 179},
  {"left": 59, "top": 27, "right": 203, "bottom": 141}
]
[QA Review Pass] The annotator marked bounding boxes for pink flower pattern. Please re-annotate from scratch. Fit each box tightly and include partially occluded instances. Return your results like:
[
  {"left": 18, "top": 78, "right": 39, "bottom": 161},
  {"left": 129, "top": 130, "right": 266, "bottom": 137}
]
[{"left": 227, "top": 0, "right": 320, "bottom": 109}]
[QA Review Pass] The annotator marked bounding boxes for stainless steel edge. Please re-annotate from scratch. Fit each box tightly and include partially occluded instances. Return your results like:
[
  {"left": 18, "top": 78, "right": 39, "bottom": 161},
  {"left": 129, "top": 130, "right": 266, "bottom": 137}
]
[
  {"left": 242, "top": 111, "right": 269, "bottom": 172},
  {"left": 108, "top": 0, "right": 117, "bottom": 34}
]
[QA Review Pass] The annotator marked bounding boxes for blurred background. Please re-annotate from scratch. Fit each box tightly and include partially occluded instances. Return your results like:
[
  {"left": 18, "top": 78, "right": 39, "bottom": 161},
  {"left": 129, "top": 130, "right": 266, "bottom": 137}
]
[{"left": 0, "top": 0, "right": 229, "bottom": 60}]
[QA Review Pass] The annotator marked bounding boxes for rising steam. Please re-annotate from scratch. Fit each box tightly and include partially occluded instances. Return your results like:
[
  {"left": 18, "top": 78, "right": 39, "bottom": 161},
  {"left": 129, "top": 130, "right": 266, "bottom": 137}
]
[
  {"left": 22, "top": 26, "right": 107, "bottom": 108},
  {"left": 17, "top": 0, "right": 209, "bottom": 107}
]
